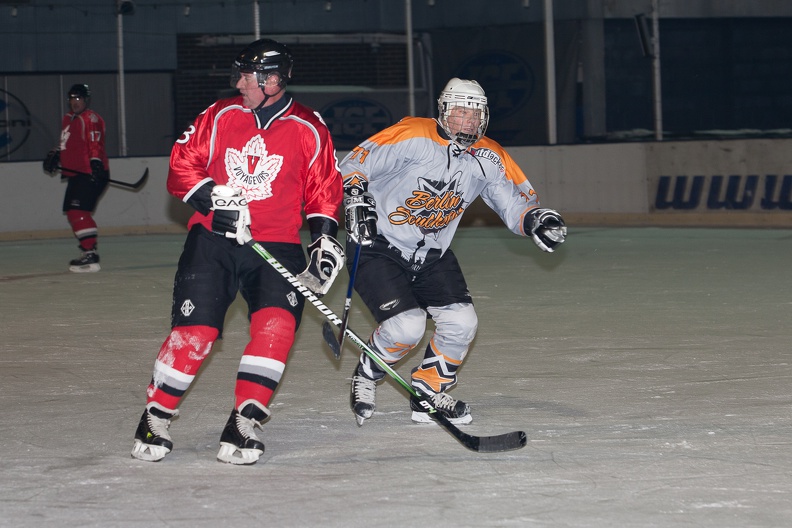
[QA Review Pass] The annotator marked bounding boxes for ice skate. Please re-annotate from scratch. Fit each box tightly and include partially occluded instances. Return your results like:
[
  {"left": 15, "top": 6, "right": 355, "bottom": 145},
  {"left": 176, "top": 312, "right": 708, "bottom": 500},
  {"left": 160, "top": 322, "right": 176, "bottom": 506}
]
[
  {"left": 350, "top": 365, "right": 377, "bottom": 426},
  {"left": 217, "top": 402, "right": 267, "bottom": 465},
  {"left": 410, "top": 391, "right": 472, "bottom": 425},
  {"left": 131, "top": 403, "right": 178, "bottom": 462},
  {"left": 69, "top": 249, "right": 100, "bottom": 273}
]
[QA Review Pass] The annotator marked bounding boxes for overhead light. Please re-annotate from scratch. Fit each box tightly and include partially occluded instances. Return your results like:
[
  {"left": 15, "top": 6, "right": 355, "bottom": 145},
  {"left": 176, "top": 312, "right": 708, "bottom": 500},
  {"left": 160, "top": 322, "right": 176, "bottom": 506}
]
[
  {"left": 184, "top": 4, "right": 191, "bottom": 16},
  {"left": 11, "top": 6, "right": 18, "bottom": 17},
  {"left": 325, "top": 1, "right": 332, "bottom": 11},
  {"left": 117, "top": 0, "right": 136, "bottom": 16}
]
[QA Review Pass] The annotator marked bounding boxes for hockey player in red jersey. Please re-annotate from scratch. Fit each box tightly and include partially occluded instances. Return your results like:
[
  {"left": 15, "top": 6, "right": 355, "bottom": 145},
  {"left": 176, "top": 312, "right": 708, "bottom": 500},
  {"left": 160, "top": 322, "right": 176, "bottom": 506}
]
[
  {"left": 42, "top": 84, "right": 110, "bottom": 272},
  {"left": 343, "top": 78, "right": 567, "bottom": 427},
  {"left": 131, "top": 38, "right": 344, "bottom": 465}
]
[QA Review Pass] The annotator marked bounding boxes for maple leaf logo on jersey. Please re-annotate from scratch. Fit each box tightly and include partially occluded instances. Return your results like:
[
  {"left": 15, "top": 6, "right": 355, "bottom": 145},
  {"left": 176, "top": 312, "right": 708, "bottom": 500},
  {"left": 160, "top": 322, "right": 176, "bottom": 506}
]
[
  {"left": 59, "top": 128, "right": 70, "bottom": 151},
  {"left": 224, "top": 135, "right": 283, "bottom": 200}
]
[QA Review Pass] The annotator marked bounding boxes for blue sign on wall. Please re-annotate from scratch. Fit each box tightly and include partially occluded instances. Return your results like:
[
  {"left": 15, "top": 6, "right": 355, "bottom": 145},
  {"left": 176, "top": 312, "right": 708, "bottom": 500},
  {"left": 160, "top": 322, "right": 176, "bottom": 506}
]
[
  {"left": 0, "top": 90, "right": 32, "bottom": 157},
  {"left": 321, "top": 98, "right": 394, "bottom": 150}
]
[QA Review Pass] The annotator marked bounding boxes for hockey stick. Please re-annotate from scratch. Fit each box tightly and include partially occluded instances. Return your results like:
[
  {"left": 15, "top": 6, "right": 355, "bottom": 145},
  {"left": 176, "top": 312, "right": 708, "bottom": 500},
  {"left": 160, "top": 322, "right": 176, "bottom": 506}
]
[
  {"left": 58, "top": 166, "right": 149, "bottom": 190},
  {"left": 248, "top": 240, "right": 527, "bottom": 453},
  {"left": 322, "top": 241, "right": 362, "bottom": 359}
]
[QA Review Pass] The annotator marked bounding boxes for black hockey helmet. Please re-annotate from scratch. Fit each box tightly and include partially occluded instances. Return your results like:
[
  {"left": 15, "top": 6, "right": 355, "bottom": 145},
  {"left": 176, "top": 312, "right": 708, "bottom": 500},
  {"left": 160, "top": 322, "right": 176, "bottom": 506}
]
[
  {"left": 230, "top": 38, "right": 293, "bottom": 90},
  {"left": 67, "top": 83, "right": 91, "bottom": 100}
]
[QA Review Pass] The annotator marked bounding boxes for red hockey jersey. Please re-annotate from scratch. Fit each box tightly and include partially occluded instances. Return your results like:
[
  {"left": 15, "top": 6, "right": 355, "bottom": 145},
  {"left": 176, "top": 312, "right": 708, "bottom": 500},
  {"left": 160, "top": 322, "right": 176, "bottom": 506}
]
[
  {"left": 168, "top": 95, "right": 342, "bottom": 244},
  {"left": 59, "top": 108, "right": 108, "bottom": 177}
]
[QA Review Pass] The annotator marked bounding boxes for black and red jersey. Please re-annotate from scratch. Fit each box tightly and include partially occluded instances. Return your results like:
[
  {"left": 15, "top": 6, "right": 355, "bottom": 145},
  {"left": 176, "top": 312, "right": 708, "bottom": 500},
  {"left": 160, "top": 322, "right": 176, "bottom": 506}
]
[
  {"left": 59, "top": 108, "right": 108, "bottom": 177},
  {"left": 168, "top": 95, "right": 342, "bottom": 244}
]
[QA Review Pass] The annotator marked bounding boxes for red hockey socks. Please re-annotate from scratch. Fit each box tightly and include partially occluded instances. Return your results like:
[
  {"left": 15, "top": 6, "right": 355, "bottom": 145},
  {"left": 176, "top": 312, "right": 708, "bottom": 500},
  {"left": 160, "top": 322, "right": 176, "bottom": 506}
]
[
  {"left": 146, "top": 325, "right": 219, "bottom": 411},
  {"left": 234, "top": 307, "right": 296, "bottom": 410},
  {"left": 66, "top": 210, "right": 98, "bottom": 251}
]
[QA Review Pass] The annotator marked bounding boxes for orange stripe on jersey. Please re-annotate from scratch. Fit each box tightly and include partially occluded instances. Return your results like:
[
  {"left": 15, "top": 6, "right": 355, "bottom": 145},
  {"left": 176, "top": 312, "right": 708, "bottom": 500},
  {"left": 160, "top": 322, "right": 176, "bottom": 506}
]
[
  {"left": 372, "top": 117, "right": 531, "bottom": 188},
  {"left": 367, "top": 117, "right": 447, "bottom": 148},
  {"left": 384, "top": 342, "right": 415, "bottom": 359},
  {"left": 474, "top": 136, "right": 530, "bottom": 187}
]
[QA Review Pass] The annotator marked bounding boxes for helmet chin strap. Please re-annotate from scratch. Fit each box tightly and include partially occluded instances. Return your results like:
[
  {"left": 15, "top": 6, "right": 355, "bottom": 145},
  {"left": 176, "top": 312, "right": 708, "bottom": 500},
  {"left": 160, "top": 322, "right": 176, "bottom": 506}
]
[
  {"left": 253, "top": 83, "right": 286, "bottom": 112},
  {"left": 454, "top": 132, "right": 478, "bottom": 149}
]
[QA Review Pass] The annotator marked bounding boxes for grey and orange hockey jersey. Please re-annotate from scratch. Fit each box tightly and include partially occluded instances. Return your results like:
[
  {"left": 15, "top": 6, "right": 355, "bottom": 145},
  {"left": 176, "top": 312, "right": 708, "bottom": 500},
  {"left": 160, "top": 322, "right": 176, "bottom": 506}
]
[{"left": 339, "top": 116, "right": 540, "bottom": 269}]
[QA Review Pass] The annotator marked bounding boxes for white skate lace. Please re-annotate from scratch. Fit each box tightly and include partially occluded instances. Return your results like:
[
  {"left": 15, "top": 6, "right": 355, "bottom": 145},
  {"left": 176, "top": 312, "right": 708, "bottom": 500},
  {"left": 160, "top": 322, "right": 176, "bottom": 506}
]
[
  {"left": 430, "top": 392, "right": 457, "bottom": 412},
  {"left": 147, "top": 413, "right": 173, "bottom": 440},
  {"left": 352, "top": 375, "right": 376, "bottom": 404},
  {"left": 235, "top": 413, "right": 262, "bottom": 441}
]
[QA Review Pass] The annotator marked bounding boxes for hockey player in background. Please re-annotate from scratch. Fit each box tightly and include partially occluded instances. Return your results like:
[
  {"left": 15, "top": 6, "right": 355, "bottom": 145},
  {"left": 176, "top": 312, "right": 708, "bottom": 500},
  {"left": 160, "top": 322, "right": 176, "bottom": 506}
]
[
  {"left": 42, "top": 84, "right": 110, "bottom": 272},
  {"left": 131, "top": 38, "right": 344, "bottom": 465},
  {"left": 342, "top": 78, "right": 567, "bottom": 427}
]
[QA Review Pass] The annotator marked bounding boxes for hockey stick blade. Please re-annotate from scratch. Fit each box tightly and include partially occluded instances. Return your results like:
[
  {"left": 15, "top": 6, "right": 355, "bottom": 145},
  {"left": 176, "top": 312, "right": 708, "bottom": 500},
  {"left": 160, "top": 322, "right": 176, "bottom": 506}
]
[
  {"left": 247, "top": 240, "right": 527, "bottom": 453},
  {"left": 112, "top": 167, "right": 149, "bottom": 189},
  {"left": 322, "top": 321, "right": 341, "bottom": 359},
  {"left": 436, "top": 412, "right": 527, "bottom": 452},
  {"left": 58, "top": 166, "right": 149, "bottom": 190},
  {"left": 424, "top": 397, "right": 527, "bottom": 453}
]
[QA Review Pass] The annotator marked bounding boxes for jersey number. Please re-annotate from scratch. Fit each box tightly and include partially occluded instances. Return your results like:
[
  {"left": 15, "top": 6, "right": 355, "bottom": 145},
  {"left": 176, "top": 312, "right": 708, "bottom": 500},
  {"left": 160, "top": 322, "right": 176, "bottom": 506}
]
[
  {"left": 348, "top": 146, "right": 370, "bottom": 164},
  {"left": 176, "top": 125, "right": 196, "bottom": 145}
]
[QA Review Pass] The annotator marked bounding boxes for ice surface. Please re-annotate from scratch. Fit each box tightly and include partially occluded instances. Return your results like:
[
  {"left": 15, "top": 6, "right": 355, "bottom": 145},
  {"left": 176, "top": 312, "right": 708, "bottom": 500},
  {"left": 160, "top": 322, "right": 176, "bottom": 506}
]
[{"left": 1, "top": 227, "right": 790, "bottom": 527}]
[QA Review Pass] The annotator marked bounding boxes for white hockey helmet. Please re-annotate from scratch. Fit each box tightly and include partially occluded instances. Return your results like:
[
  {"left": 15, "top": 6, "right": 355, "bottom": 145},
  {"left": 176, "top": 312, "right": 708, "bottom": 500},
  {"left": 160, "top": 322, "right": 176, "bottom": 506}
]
[{"left": 437, "top": 78, "right": 489, "bottom": 148}]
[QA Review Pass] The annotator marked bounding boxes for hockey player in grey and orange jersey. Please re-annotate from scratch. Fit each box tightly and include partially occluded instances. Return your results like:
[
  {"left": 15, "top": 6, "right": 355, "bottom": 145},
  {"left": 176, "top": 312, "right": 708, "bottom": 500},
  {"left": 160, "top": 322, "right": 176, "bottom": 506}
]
[{"left": 341, "top": 77, "right": 567, "bottom": 426}]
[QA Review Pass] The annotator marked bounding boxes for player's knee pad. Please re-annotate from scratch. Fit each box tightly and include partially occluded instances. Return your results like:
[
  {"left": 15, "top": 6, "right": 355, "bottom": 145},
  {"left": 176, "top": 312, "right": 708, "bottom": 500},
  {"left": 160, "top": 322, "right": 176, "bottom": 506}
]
[
  {"left": 236, "top": 308, "right": 296, "bottom": 409},
  {"left": 426, "top": 303, "right": 478, "bottom": 359},
  {"left": 370, "top": 307, "right": 427, "bottom": 362},
  {"left": 65, "top": 209, "right": 97, "bottom": 242},
  {"left": 159, "top": 325, "right": 219, "bottom": 363},
  {"left": 65, "top": 209, "right": 94, "bottom": 227},
  {"left": 247, "top": 307, "right": 296, "bottom": 363},
  {"left": 149, "top": 325, "right": 219, "bottom": 405},
  {"left": 66, "top": 209, "right": 87, "bottom": 222}
]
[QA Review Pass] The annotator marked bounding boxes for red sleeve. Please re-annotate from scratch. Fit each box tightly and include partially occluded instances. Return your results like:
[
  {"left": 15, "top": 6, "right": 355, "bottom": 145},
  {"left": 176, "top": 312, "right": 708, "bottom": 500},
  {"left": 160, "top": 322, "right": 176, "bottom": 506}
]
[
  {"left": 167, "top": 101, "right": 224, "bottom": 200},
  {"left": 300, "top": 108, "right": 343, "bottom": 225},
  {"left": 85, "top": 111, "right": 108, "bottom": 168}
]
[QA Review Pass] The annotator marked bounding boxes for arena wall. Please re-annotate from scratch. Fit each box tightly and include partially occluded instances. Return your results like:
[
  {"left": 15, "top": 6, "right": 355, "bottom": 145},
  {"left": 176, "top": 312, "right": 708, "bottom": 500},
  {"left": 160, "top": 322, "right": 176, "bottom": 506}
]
[{"left": 2, "top": 138, "right": 790, "bottom": 241}]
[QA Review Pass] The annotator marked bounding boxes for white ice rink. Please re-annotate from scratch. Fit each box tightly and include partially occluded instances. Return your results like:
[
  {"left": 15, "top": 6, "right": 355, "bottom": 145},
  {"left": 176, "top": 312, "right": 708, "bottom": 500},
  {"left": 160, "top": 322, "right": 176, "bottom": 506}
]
[{"left": 2, "top": 226, "right": 791, "bottom": 527}]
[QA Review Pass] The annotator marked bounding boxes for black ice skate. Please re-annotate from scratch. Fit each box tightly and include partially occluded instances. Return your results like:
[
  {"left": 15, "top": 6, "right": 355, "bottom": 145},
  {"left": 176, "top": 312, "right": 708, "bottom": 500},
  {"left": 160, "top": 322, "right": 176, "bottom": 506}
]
[
  {"left": 217, "top": 402, "right": 267, "bottom": 465},
  {"left": 410, "top": 391, "right": 472, "bottom": 425},
  {"left": 131, "top": 403, "right": 178, "bottom": 462},
  {"left": 69, "top": 249, "right": 100, "bottom": 273},
  {"left": 350, "top": 365, "right": 377, "bottom": 426}
]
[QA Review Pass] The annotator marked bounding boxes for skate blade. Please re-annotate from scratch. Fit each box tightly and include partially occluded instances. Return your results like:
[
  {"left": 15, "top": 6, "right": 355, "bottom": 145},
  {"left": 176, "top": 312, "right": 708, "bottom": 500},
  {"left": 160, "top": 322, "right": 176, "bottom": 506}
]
[
  {"left": 69, "top": 263, "right": 101, "bottom": 273},
  {"left": 217, "top": 443, "right": 263, "bottom": 465},
  {"left": 131, "top": 440, "right": 170, "bottom": 462},
  {"left": 410, "top": 410, "right": 472, "bottom": 425}
]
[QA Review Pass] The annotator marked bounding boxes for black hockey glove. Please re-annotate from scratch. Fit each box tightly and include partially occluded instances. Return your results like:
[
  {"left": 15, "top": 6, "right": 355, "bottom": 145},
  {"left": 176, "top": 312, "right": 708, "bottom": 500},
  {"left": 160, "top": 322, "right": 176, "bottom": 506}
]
[
  {"left": 344, "top": 189, "right": 378, "bottom": 246},
  {"left": 297, "top": 235, "right": 345, "bottom": 296},
  {"left": 43, "top": 149, "right": 60, "bottom": 175},
  {"left": 90, "top": 159, "right": 109, "bottom": 185},
  {"left": 525, "top": 208, "right": 567, "bottom": 252},
  {"left": 211, "top": 185, "right": 252, "bottom": 245}
]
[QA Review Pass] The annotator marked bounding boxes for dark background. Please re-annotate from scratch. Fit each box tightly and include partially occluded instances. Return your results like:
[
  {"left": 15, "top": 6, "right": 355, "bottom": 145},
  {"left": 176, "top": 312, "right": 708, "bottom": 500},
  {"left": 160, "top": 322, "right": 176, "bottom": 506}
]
[{"left": 1, "top": 1, "right": 790, "bottom": 161}]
